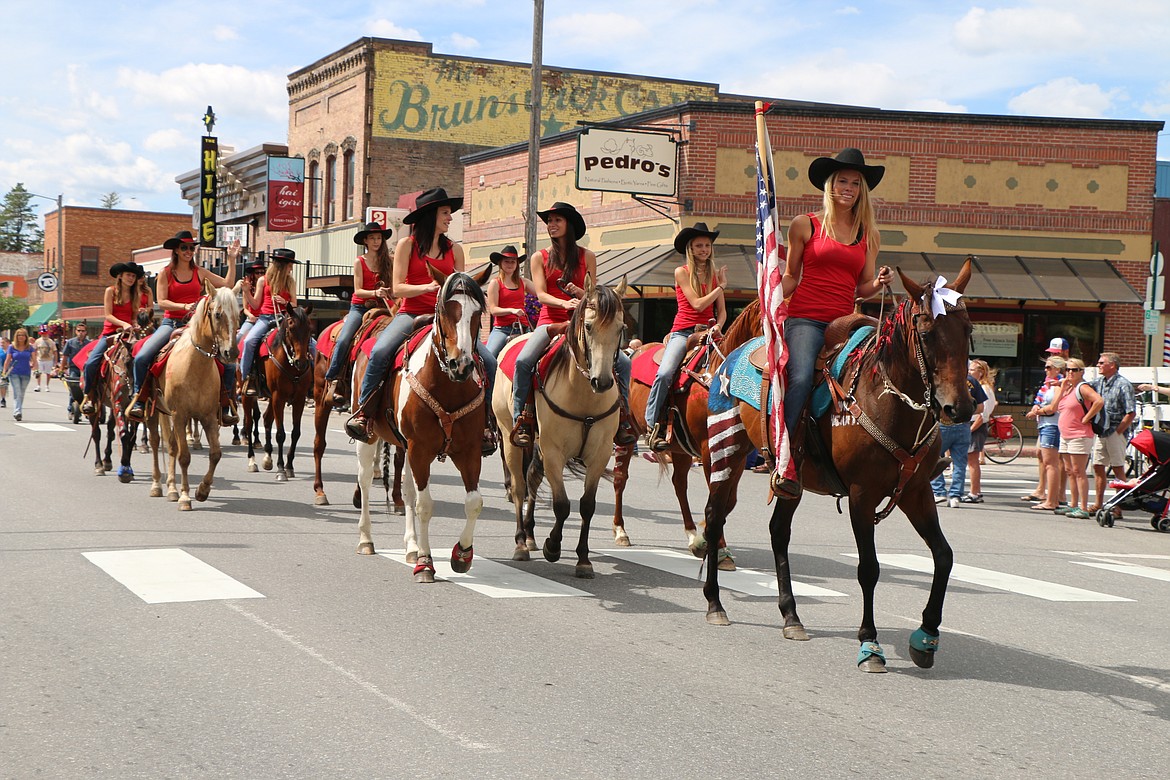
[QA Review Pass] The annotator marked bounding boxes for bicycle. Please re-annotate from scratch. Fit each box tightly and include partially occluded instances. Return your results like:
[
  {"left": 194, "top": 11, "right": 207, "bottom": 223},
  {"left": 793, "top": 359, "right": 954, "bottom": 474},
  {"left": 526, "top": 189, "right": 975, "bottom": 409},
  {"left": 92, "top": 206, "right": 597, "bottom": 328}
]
[{"left": 984, "top": 414, "right": 1023, "bottom": 464}]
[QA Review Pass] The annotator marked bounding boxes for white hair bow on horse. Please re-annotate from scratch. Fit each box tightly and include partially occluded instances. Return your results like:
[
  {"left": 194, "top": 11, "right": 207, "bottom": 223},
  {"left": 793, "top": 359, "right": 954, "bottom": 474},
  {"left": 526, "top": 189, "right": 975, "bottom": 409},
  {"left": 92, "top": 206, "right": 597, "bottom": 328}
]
[{"left": 929, "top": 276, "right": 963, "bottom": 319}]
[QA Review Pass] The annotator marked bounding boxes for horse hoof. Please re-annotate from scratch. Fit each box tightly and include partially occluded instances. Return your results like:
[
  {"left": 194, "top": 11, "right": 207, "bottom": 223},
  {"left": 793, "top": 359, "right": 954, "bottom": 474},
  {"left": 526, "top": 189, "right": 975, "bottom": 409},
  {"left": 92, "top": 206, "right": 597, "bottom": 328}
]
[
  {"left": 149, "top": 487, "right": 163, "bottom": 498},
  {"left": 263, "top": 458, "right": 273, "bottom": 471},
  {"left": 94, "top": 468, "right": 105, "bottom": 476},
  {"left": 706, "top": 610, "right": 731, "bottom": 626},
  {"left": 858, "top": 657, "right": 888, "bottom": 674},
  {"left": 613, "top": 532, "right": 632, "bottom": 547},
  {"left": 542, "top": 540, "right": 561, "bottom": 563},
  {"left": 451, "top": 543, "right": 474, "bottom": 574},
  {"left": 512, "top": 547, "right": 530, "bottom": 562},
  {"left": 179, "top": 500, "right": 192, "bottom": 512},
  {"left": 574, "top": 563, "right": 594, "bottom": 579},
  {"left": 413, "top": 557, "right": 435, "bottom": 584},
  {"left": 231, "top": 437, "right": 241, "bottom": 446},
  {"left": 525, "top": 537, "right": 537, "bottom": 552},
  {"left": 689, "top": 540, "right": 708, "bottom": 558},
  {"left": 247, "top": 463, "right": 258, "bottom": 473},
  {"left": 118, "top": 472, "right": 133, "bottom": 484},
  {"left": 909, "top": 646, "right": 936, "bottom": 669},
  {"left": 285, "top": 469, "right": 295, "bottom": 479},
  {"left": 356, "top": 542, "right": 375, "bottom": 555},
  {"left": 195, "top": 485, "right": 210, "bottom": 502},
  {"left": 276, "top": 473, "right": 287, "bottom": 483},
  {"left": 392, "top": 503, "right": 406, "bottom": 516},
  {"left": 716, "top": 548, "right": 737, "bottom": 571},
  {"left": 167, "top": 492, "right": 179, "bottom": 502},
  {"left": 782, "top": 624, "right": 810, "bottom": 641},
  {"left": 314, "top": 494, "right": 330, "bottom": 506},
  {"left": 414, "top": 570, "right": 435, "bottom": 584},
  {"left": 405, "top": 551, "right": 418, "bottom": 565}
]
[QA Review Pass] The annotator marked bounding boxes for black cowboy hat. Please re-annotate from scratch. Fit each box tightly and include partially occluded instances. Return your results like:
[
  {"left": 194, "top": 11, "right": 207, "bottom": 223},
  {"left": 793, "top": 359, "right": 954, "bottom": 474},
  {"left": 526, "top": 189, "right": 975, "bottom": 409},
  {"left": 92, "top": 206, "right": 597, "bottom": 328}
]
[
  {"left": 162, "top": 229, "right": 198, "bottom": 250},
  {"left": 354, "top": 221, "right": 393, "bottom": 245},
  {"left": 807, "top": 148, "right": 885, "bottom": 191},
  {"left": 673, "top": 222, "right": 720, "bottom": 255},
  {"left": 109, "top": 261, "right": 146, "bottom": 279},
  {"left": 270, "top": 248, "right": 300, "bottom": 264},
  {"left": 245, "top": 259, "right": 266, "bottom": 274},
  {"left": 489, "top": 245, "right": 527, "bottom": 264},
  {"left": 402, "top": 187, "right": 464, "bottom": 225},
  {"left": 536, "top": 201, "right": 587, "bottom": 241}
]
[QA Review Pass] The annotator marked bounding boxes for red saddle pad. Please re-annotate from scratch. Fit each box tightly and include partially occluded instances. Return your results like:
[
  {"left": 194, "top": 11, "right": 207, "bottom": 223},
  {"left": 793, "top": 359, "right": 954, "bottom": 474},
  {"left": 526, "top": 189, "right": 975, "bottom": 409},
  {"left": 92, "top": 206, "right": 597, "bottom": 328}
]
[{"left": 314, "top": 320, "right": 344, "bottom": 361}]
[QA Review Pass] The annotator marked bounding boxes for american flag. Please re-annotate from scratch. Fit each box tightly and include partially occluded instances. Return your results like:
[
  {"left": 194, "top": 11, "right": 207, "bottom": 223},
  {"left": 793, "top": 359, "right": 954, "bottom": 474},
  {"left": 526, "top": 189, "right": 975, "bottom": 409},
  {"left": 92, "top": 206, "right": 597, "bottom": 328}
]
[{"left": 755, "top": 119, "right": 796, "bottom": 483}]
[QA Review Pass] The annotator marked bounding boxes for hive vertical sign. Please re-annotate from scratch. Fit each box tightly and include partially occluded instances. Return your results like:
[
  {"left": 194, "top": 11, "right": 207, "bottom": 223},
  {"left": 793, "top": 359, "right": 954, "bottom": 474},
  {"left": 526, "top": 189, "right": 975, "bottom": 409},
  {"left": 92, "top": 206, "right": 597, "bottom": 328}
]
[
  {"left": 266, "top": 156, "right": 306, "bottom": 233},
  {"left": 200, "top": 136, "right": 218, "bottom": 245}
]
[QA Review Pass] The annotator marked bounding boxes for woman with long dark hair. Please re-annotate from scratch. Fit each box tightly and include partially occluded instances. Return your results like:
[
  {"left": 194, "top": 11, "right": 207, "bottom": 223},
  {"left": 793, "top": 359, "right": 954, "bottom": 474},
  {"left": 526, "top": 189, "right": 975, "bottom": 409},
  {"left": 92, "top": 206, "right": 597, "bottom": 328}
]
[
  {"left": 240, "top": 248, "right": 300, "bottom": 395},
  {"left": 484, "top": 245, "right": 536, "bottom": 358},
  {"left": 80, "top": 261, "right": 144, "bottom": 417}
]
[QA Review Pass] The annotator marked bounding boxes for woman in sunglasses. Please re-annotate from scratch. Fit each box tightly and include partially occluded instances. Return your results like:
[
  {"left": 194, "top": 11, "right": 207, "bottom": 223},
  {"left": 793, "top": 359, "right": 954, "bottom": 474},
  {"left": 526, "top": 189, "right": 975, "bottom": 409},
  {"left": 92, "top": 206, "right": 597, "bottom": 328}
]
[
  {"left": 129, "top": 231, "right": 239, "bottom": 423},
  {"left": 1052, "top": 358, "right": 1104, "bottom": 519}
]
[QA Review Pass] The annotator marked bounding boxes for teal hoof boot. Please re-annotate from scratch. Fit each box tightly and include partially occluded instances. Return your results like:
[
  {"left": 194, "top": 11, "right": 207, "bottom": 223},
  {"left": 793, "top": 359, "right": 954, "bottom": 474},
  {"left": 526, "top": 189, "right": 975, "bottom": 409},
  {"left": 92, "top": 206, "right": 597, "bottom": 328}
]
[
  {"left": 909, "top": 628, "right": 940, "bottom": 669},
  {"left": 857, "top": 641, "right": 887, "bottom": 673}
]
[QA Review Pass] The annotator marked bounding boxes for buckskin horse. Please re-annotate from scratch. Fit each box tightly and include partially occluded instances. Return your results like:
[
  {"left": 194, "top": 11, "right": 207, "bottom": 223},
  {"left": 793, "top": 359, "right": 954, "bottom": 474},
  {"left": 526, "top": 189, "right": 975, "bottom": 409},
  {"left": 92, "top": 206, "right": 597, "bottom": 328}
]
[
  {"left": 702, "top": 259, "right": 973, "bottom": 672},
  {"left": 241, "top": 304, "right": 314, "bottom": 481},
  {"left": 493, "top": 276, "right": 628, "bottom": 579},
  {"left": 145, "top": 287, "right": 240, "bottom": 511},
  {"left": 353, "top": 265, "right": 492, "bottom": 583},
  {"left": 613, "top": 299, "right": 762, "bottom": 568}
]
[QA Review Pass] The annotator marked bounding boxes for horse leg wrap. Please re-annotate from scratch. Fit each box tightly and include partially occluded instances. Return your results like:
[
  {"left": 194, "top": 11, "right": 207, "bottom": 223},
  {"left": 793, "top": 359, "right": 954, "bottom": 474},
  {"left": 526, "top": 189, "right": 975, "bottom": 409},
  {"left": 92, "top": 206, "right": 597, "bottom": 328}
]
[
  {"left": 857, "top": 641, "right": 885, "bottom": 667},
  {"left": 909, "top": 628, "right": 940, "bottom": 654}
]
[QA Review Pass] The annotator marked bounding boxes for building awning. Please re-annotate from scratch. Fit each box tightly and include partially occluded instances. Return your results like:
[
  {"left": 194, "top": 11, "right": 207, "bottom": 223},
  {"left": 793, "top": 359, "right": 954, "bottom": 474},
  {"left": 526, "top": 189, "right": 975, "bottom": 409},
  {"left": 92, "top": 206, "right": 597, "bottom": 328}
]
[
  {"left": 595, "top": 246, "right": 1142, "bottom": 304},
  {"left": 23, "top": 302, "right": 58, "bottom": 326}
]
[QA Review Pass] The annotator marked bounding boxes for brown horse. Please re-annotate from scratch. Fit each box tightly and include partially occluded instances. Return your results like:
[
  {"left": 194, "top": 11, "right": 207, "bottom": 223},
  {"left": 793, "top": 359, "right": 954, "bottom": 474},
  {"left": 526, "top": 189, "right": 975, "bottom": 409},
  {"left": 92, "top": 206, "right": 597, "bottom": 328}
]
[
  {"left": 354, "top": 265, "right": 491, "bottom": 582},
  {"left": 310, "top": 314, "right": 407, "bottom": 513},
  {"left": 494, "top": 276, "right": 628, "bottom": 578},
  {"left": 613, "top": 300, "right": 762, "bottom": 567},
  {"left": 146, "top": 287, "right": 240, "bottom": 511},
  {"left": 702, "top": 260, "right": 974, "bottom": 672},
  {"left": 241, "top": 304, "right": 314, "bottom": 480},
  {"left": 87, "top": 330, "right": 140, "bottom": 482}
]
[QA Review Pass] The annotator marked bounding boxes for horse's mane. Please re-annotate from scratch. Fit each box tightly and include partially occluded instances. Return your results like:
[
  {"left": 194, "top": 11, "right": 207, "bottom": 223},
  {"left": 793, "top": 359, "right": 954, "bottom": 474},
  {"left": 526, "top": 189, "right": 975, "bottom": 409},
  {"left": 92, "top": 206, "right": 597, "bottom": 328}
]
[
  {"left": 722, "top": 299, "right": 763, "bottom": 352},
  {"left": 188, "top": 286, "right": 241, "bottom": 333},
  {"left": 440, "top": 270, "right": 486, "bottom": 312},
  {"left": 548, "top": 283, "right": 623, "bottom": 377}
]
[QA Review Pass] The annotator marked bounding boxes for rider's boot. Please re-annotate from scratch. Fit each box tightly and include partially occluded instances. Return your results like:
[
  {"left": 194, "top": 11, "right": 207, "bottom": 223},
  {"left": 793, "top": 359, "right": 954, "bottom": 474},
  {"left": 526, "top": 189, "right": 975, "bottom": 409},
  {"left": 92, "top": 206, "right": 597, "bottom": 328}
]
[
  {"left": 647, "top": 419, "right": 670, "bottom": 452},
  {"left": 510, "top": 405, "right": 536, "bottom": 449},
  {"left": 81, "top": 390, "right": 98, "bottom": 418},
  {"left": 126, "top": 385, "right": 147, "bottom": 421},
  {"left": 482, "top": 412, "right": 499, "bottom": 457},
  {"left": 614, "top": 403, "right": 638, "bottom": 448}
]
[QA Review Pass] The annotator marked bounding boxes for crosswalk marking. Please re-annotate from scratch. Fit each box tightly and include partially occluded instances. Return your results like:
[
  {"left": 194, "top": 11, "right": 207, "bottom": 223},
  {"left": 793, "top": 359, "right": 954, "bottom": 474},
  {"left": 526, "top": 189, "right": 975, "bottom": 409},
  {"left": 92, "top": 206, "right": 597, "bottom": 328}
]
[
  {"left": 83, "top": 549, "right": 265, "bottom": 604},
  {"left": 377, "top": 550, "right": 592, "bottom": 598},
  {"left": 844, "top": 552, "right": 1132, "bottom": 602},
  {"left": 1072, "top": 561, "right": 1170, "bottom": 583},
  {"left": 1057, "top": 551, "right": 1170, "bottom": 560},
  {"left": 599, "top": 547, "right": 847, "bottom": 598},
  {"left": 16, "top": 422, "right": 76, "bottom": 432}
]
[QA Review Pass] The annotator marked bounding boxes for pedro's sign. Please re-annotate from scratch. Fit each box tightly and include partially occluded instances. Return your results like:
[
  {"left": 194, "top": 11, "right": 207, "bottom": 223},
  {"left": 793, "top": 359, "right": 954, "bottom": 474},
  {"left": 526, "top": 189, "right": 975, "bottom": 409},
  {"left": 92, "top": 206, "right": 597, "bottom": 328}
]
[{"left": 576, "top": 127, "right": 677, "bottom": 196}]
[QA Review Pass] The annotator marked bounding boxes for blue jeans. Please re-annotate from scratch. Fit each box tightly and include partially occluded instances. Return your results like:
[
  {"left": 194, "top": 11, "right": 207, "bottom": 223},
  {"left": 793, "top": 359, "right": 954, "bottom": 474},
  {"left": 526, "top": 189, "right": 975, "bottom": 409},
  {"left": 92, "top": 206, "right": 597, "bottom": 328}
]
[
  {"left": 511, "top": 324, "right": 630, "bottom": 420},
  {"left": 645, "top": 329, "right": 693, "bottom": 428},
  {"left": 9, "top": 373, "right": 29, "bottom": 416},
  {"left": 133, "top": 319, "right": 177, "bottom": 393},
  {"left": 783, "top": 317, "right": 829, "bottom": 434},
  {"left": 240, "top": 314, "right": 275, "bottom": 378},
  {"left": 486, "top": 324, "right": 524, "bottom": 358},
  {"left": 931, "top": 423, "right": 972, "bottom": 498},
  {"left": 325, "top": 304, "right": 365, "bottom": 380},
  {"left": 236, "top": 318, "right": 255, "bottom": 343},
  {"left": 84, "top": 334, "right": 112, "bottom": 392},
  {"left": 358, "top": 312, "right": 497, "bottom": 410}
]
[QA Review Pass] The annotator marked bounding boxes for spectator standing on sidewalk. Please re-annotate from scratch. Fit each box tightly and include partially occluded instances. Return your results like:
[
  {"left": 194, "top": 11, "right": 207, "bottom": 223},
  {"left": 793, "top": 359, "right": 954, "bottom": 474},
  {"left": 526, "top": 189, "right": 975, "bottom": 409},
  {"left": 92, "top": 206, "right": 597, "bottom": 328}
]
[
  {"left": 933, "top": 372, "right": 987, "bottom": 508},
  {"left": 1055, "top": 358, "right": 1103, "bottom": 519},
  {"left": 1090, "top": 352, "right": 1135, "bottom": 513},
  {"left": 962, "top": 359, "right": 997, "bottom": 503},
  {"left": 0, "top": 335, "right": 9, "bottom": 408},
  {"left": 1024, "top": 356, "right": 1065, "bottom": 510},
  {"left": 3, "top": 328, "right": 35, "bottom": 421},
  {"left": 32, "top": 326, "right": 58, "bottom": 392}
]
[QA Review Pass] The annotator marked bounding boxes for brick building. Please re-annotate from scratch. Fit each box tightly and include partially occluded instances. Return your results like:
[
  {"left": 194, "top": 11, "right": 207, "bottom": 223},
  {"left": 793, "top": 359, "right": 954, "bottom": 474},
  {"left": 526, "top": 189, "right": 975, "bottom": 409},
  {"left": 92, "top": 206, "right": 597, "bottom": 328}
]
[{"left": 461, "top": 101, "right": 1162, "bottom": 404}]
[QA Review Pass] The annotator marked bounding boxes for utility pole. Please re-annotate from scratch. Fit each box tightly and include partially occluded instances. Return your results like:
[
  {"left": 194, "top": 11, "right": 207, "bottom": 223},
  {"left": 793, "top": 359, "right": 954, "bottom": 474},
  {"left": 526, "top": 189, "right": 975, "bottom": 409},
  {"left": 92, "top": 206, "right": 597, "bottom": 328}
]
[{"left": 524, "top": 0, "right": 544, "bottom": 272}]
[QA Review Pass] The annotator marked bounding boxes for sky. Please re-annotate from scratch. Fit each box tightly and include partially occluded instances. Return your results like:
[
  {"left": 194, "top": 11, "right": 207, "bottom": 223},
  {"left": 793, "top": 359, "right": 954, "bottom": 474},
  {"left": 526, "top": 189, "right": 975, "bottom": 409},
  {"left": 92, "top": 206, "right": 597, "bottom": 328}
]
[{"left": 2, "top": 0, "right": 1167, "bottom": 226}]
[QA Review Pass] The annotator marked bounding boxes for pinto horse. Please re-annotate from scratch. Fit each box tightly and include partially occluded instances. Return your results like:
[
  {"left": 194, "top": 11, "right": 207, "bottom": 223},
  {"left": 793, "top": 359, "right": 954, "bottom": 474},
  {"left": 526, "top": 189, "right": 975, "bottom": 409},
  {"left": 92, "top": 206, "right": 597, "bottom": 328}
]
[
  {"left": 241, "top": 304, "right": 314, "bottom": 480},
  {"left": 354, "top": 265, "right": 492, "bottom": 583},
  {"left": 494, "top": 276, "right": 628, "bottom": 578},
  {"left": 613, "top": 300, "right": 762, "bottom": 567},
  {"left": 146, "top": 287, "right": 240, "bottom": 511},
  {"left": 85, "top": 330, "right": 140, "bottom": 482},
  {"left": 702, "top": 259, "right": 974, "bottom": 672}
]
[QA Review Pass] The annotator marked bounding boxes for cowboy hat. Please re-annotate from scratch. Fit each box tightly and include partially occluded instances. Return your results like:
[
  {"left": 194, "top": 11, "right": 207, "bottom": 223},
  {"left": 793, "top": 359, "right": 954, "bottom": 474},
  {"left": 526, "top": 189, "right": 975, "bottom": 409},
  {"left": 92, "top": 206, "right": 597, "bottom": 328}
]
[
  {"left": 109, "top": 261, "right": 146, "bottom": 279},
  {"left": 402, "top": 187, "right": 464, "bottom": 225},
  {"left": 807, "top": 148, "right": 885, "bottom": 191},
  {"left": 673, "top": 222, "right": 720, "bottom": 255},
  {"left": 245, "top": 259, "right": 266, "bottom": 274},
  {"left": 269, "top": 248, "right": 300, "bottom": 264},
  {"left": 489, "top": 245, "right": 527, "bottom": 264},
  {"left": 162, "top": 230, "right": 198, "bottom": 250},
  {"left": 354, "top": 221, "right": 393, "bottom": 245},
  {"left": 536, "top": 202, "right": 587, "bottom": 241}
]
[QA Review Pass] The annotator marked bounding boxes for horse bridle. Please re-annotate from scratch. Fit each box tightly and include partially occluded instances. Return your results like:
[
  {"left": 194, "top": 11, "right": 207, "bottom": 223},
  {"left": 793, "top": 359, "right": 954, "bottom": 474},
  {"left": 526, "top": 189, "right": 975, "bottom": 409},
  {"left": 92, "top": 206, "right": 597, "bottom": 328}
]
[
  {"left": 188, "top": 295, "right": 223, "bottom": 360},
  {"left": 270, "top": 309, "right": 311, "bottom": 381}
]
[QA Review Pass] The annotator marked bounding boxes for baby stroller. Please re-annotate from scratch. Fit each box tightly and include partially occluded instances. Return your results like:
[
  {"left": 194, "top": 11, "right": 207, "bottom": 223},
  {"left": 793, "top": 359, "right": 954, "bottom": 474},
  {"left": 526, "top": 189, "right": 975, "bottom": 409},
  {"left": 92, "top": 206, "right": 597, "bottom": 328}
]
[{"left": 1097, "top": 429, "right": 1170, "bottom": 531}]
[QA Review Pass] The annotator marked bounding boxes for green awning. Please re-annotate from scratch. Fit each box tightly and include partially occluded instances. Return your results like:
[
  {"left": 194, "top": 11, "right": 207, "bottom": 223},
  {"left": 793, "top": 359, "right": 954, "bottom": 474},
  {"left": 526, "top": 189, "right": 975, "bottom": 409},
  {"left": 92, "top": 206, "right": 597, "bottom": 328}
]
[{"left": 22, "top": 302, "right": 57, "bottom": 326}]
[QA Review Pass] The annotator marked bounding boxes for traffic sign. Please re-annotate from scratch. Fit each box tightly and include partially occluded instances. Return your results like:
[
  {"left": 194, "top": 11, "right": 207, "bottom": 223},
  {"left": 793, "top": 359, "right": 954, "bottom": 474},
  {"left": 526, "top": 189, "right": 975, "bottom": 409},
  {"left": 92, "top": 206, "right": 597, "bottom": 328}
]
[
  {"left": 36, "top": 272, "right": 58, "bottom": 292},
  {"left": 1145, "top": 309, "right": 1159, "bottom": 336}
]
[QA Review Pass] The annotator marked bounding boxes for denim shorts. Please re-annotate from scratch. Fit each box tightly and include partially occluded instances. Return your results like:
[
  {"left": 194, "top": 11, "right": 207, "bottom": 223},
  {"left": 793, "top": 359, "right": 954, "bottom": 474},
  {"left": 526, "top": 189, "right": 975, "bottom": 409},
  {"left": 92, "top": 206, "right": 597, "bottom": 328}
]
[{"left": 1037, "top": 425, "right": 1060, "bottom": 450}]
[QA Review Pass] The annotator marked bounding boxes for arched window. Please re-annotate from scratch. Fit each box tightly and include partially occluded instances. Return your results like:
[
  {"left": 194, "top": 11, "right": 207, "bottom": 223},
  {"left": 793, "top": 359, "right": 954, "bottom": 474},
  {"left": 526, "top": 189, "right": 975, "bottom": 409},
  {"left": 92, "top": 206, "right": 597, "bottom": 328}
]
[
  {"left": 325, "top": 155, "right": 337, "bottom": 226},
  {"left": 308, "top": 160, "right": 320, "bottom": 225},
  {"left": 343, "top": 150, "right": 355, "bottom": 221}
]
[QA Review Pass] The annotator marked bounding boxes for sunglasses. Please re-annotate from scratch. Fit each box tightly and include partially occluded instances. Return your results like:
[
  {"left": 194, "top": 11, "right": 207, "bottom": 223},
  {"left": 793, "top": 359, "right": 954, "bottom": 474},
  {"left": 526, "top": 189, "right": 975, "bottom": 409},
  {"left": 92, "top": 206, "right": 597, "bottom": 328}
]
[
  {"left": 177, "top": 244, "right": 195, "bottom": 252},
  {"left": 1068, "top": 368, "right": 1084, "bottom": 372}
]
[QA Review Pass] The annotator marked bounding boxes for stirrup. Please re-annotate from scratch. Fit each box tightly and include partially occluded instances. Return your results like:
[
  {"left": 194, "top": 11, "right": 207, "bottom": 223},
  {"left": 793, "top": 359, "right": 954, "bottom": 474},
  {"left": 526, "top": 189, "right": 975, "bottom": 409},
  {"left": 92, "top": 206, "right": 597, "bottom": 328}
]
[
  {"left": 771, "top": 472, "right": 802, "bottom": 500},
  {"left": 345, "top": 412, "right": 374, "bottom": 444},
  {"left": 647, "top": 422, "right": 670, "bottom": 452},
  {"left": 510, "top": 410, "right": 535, "bottom": 448},
  {"left": 81, "top": 397, "right": 97, "bottom": 417},
  {"left": 615, "top": 409, "right": 638, "bottom": 448},
  {"left": 221, "top": 405, "right": 239, "bottom": 426}
]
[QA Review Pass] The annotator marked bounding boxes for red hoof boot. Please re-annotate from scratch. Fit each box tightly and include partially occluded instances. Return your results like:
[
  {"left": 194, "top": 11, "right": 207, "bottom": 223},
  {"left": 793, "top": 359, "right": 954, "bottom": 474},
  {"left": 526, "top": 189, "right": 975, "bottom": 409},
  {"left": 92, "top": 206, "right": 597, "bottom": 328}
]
[{"left": 451, "top": 543, "right": 474, "bottom": 573}]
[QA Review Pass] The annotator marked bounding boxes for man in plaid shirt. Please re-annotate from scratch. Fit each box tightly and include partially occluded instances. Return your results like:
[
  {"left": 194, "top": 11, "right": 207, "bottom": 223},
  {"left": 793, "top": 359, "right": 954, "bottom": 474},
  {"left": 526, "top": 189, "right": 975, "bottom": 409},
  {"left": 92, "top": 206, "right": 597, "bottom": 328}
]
[{"left": 1091, "top": 351, "right": 1135, "bottom": 513}]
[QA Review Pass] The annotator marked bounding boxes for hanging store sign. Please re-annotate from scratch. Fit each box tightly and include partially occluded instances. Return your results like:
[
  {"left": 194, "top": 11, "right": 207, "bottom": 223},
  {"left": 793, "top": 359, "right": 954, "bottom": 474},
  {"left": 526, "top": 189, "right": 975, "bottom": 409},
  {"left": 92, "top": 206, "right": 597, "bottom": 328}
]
[
  {"left": 200, "top": 136, "right": 218, "bottom": 246},
  {"left": 575, "top": 127, "right": 677, "bottom": 197},
  {"left": 266, "top": 156, "right": 306, "bottom": 233}
]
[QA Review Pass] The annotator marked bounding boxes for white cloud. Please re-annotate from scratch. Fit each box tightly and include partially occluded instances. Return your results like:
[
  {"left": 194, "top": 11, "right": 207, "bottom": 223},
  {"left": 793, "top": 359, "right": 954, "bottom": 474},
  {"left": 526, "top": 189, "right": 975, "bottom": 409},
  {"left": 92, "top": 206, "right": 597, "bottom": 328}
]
[
  {"left": 1007, "top": 77, "right": 1125, "bottom": 117},
  {"left": 953, "top": 6, "right": 1089, "bottom": 55},
  {"left": 548, "top": 13, "right": 648, "bottom": 48},
  {"left": 66, "top": 64, "right": 119, "bottom": 122},
  {"left": 448, "top": 33, "right": 479, "bottom": 51},
  {"left": 212, "top": 25, "right": 239, "bottom": 42},
  {"left": 367, "top": 19, "right": 424, "bottom": 40},
  {"left": 835, "top": 5, "right": 861, "bottom": 15},
  {"left": 143, "top": 128, "right": 187, "bottom": 152},
  {"left": 116, "top": 63, "right": 287, "bottom": 123}
]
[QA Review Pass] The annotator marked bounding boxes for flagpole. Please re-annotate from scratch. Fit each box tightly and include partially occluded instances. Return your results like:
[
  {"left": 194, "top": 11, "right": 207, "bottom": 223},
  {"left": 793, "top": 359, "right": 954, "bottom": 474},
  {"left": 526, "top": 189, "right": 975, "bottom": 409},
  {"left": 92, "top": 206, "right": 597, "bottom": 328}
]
[{"left": 753, "top": 101, "right": 775, "bottom": 221}]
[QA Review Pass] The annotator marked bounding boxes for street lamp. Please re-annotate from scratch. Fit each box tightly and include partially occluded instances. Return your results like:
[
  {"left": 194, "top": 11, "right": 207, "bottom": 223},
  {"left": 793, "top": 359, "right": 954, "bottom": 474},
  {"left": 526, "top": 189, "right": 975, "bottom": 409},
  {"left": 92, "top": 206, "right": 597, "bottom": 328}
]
[{"left": 29, "top": 192, "right": 64, "bottom": 323}]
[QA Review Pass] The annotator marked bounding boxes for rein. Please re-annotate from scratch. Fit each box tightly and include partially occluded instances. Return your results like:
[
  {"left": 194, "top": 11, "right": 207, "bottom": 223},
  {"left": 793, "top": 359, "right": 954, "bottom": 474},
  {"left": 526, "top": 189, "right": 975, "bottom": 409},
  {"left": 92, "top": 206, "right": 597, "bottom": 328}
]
[{"left": 270, "top": 310, "right": 311, "bottom": 382}]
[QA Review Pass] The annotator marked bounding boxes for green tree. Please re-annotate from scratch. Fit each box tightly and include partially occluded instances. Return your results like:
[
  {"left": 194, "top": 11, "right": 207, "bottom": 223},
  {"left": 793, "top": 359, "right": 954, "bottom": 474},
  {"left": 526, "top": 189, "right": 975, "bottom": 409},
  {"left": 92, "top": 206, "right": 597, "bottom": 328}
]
[
  {"left": 0, "top": 183, "right": 45, "bottom": 253},
  {"left": 100, "top": 191, "right": 121, "bottom": 209},
  {"left": 0, "top": 296, "right": 30, "bottom": 332}
]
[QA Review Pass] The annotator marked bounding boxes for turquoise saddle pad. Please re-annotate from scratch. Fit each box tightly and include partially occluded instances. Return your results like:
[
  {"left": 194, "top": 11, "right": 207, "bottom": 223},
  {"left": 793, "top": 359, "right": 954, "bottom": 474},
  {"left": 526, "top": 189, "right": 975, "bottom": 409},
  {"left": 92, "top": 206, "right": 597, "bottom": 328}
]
[{"left": 810, "top": 326, "right": 875, "bottom": 418}]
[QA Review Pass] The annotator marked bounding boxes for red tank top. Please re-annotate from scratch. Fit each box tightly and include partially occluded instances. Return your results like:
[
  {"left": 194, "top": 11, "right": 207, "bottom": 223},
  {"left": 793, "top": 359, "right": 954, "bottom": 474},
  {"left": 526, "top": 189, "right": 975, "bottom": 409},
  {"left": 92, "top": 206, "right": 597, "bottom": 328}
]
[
  {"left": 536, "top": 248, "right": 587, "bottom": 326},
  {"left": 400, "top": 241, "right": 455, "bottom": 316},
  {"left": 164, "top": 266, "right": 202, "bottom": 320},
  {"left": 671, "top": 268, "right": 714, "bottom": 331},
  {"left": 351, "top": 256, "right": 383, "bottom": 305},
  {"left": 787, "top": 214, "right": 869, "bottom": 322},
  {"left": 102, "top": 297, "right": 135, "bottom": 336},
  {"left": 258, "top": 278, "right": 292, "bottom": 316},
  {"left": 493, "top": 280, "right": 526, "bottom": 328}
]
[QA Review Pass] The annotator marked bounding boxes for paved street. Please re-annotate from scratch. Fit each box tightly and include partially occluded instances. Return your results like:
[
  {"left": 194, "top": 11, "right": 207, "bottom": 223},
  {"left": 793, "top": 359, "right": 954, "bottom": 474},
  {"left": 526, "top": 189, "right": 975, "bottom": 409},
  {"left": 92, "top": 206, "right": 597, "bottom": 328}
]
[{"left": 4, "top": 389, "right": 1170, "bottom": 779}]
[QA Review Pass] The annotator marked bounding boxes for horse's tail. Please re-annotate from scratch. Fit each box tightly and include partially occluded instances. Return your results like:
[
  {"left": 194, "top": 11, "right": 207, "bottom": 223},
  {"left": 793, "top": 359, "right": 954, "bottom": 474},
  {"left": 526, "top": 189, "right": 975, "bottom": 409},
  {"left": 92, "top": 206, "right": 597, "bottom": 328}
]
[{"left": 565, "top": 456, "right": 616, "bottom": 485}]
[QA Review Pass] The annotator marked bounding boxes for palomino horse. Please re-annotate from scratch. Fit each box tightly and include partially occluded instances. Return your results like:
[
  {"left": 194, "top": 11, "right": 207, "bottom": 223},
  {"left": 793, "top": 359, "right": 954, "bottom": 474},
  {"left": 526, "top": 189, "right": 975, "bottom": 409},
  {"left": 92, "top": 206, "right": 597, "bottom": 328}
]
[
  {"left": 146, "top": 287, "right": 240, "bottom": 511},
  {"left": 702, "top": 260, "right": 974, "bottom": 672},
  {"left": 241, "top": 304, "right": 313, "bottom": 480},
  {"left": 354, "top": 265, "right": 492, "bottom": 583},
  {"left": 311, "top": 313, "right": 406, "bottom": 513},
  {"left": 494, "top": 276, "right": 628, "bottom": 578},
  {"left": 613, "top": 300, "right": 762, "bottom": 568},
  {"left": 86, "top": 330, "right": 141, "bottom": 482}
]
